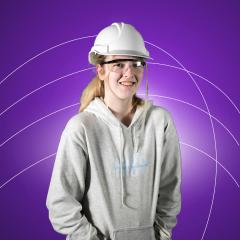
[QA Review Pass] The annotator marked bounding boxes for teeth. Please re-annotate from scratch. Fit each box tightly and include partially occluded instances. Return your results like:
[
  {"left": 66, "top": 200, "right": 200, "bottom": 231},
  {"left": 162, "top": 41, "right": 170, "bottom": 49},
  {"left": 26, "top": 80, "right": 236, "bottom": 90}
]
[{"left": 119, "top": 81, "right": 135, "bottom": 86}]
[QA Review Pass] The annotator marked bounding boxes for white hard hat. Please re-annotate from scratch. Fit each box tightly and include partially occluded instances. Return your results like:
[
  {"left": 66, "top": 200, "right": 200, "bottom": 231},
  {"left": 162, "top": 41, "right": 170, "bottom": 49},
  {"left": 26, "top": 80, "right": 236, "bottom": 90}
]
[{"left": 88, "top": 22, "right": 152, "bottom": 65}]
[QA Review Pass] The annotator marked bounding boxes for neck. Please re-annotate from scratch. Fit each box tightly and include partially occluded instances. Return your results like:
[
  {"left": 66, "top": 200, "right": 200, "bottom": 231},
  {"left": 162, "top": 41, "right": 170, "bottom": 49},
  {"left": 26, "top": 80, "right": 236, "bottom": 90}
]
[{"left": 101, "top": 96, "right": 135, "bottom": 121}]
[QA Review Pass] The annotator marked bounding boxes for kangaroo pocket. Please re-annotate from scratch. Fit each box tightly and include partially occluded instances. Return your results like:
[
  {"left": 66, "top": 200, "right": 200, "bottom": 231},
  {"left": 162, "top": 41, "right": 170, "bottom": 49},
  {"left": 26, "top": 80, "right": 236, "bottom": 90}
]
[{"left": 113, "top": 225, "right": 155, "bottom": 240}]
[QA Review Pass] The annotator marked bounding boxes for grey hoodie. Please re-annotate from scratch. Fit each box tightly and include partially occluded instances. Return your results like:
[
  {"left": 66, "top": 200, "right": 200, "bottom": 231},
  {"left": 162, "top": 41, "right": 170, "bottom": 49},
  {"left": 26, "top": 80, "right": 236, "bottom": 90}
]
[{"left": 46, "top": 96, "right": 182, "bottom": 240}]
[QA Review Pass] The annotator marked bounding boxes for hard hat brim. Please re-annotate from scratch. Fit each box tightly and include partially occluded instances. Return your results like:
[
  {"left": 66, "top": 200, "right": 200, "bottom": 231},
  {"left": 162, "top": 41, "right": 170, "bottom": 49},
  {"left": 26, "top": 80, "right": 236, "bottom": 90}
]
[{"left": 89, "top": 50, "right": 154, "bottom": 65}]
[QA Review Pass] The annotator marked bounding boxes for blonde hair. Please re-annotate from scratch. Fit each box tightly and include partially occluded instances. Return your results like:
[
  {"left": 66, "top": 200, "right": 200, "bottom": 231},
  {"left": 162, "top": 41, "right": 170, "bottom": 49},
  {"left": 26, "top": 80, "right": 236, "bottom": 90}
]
[{"left": 79, "top": 54, "right": 146, "bottom": 112}]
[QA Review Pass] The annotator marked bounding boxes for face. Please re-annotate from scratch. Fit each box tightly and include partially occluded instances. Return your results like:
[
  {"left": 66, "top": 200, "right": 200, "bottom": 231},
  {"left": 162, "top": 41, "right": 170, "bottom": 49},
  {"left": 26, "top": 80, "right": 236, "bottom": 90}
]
[{"left": 96, "top": 55, "right": 145, "bottom": 102}]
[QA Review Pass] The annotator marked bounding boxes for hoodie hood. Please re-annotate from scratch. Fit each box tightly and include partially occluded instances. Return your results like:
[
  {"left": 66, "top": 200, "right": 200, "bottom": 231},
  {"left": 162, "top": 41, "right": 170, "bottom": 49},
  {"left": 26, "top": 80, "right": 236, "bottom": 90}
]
[{"left": 84, "top": 96, "right": 154, "bottom": 208}]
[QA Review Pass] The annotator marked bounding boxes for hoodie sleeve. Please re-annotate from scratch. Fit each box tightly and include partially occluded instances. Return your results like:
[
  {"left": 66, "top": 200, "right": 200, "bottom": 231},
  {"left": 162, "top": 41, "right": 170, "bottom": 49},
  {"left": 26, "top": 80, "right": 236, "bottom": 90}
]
[
  {"left": 154, "top": 111, "right": 182, "bottom": 240},
  {"left": 46, "top": 121, "right": 100, "bottom": 240}
]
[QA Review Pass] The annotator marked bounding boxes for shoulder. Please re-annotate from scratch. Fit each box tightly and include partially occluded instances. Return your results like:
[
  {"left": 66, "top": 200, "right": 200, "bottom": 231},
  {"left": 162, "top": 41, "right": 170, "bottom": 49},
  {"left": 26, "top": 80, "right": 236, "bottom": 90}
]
[
  {"left": 152, "top": 105, "right": 180, "bottom": 140},
  {"left": 62, "top": 112, "right": 91, "bottom": 144},
  {"left": 150, "top": 103, "right": 174, "bottom": 127},
  {"left": 64, "top": 111, "right": 93, "bottom": 133},
  {"left": 61, "top": 112, "right": 91, "bottom": 153}
]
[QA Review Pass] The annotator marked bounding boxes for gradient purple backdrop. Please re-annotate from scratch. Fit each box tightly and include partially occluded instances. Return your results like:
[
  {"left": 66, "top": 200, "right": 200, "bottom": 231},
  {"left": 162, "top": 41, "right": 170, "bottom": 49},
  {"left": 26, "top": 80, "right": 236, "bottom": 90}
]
[{"left": 0, "top": 1, "right": 239, "bottom": 240}]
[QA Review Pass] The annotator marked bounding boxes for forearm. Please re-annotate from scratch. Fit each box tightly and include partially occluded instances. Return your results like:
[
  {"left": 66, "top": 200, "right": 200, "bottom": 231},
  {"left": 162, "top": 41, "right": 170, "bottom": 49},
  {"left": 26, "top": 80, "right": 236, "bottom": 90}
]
[
  {"left": 46, "top": 127, "right": 100, "bottom": 240},
  {"left": 46, "top": 191, "right": 99, "bottom": 240},
  {"left": 154, "top": 188, "right": 181, "bottom": 240},
  {"left": 155, "top": 111, "right": 182, "bottom": 239}
]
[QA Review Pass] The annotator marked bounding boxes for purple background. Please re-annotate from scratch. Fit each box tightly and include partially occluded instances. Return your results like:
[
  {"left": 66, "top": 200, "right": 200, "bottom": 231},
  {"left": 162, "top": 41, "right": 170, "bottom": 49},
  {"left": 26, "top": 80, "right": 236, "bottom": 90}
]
[{"left": 0, "top": 1, "right": 239, "bottom": 239}]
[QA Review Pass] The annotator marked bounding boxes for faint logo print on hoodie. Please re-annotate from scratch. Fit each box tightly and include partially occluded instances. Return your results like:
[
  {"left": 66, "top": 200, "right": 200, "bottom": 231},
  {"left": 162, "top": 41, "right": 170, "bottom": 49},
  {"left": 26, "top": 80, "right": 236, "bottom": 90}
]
[{"left": 114, "top": 154, "right": 149, "bottom": 177}]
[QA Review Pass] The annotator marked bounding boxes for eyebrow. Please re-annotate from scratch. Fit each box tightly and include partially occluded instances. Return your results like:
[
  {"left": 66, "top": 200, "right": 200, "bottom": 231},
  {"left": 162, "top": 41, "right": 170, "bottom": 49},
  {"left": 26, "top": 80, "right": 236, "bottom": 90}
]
[{"left": 100, "top": 58, "right": 145, "bottom": 65}]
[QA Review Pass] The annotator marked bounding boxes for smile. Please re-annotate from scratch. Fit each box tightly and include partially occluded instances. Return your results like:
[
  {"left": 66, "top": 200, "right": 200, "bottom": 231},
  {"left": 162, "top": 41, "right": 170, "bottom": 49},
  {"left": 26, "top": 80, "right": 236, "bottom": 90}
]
[{"left": 118, "top": 81, "right": 136, "bottom": 87}]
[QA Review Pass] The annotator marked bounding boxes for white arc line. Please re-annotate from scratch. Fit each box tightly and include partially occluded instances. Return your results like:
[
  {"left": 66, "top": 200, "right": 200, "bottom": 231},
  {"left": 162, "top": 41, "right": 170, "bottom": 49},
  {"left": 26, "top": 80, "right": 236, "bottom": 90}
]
[
  {"left": 1, "top": 62, "right": 238, "bottom": 118},
  {"left": 0, "top": 103, "right": 79, "bottom": 147},
  {"left": 0, "top": 95, "right": 238, "bottom": 148},
  {"left": 181, "top": 142, "right": 239, "bottom": 188},
  {"left": 0, "top": 67, "right": 95, "bottom": 117},
  {"left": 0, "top": 153, "right": 56, "bottom": 190},
  {"left": 141, "top": 94, "right": 239, "bottom": 146},
  {"left": 0, "top": 34, "right": 236, "bottom": 239},
  {"left": 145, "top": 41, "right": 218, "bottom": 240},
  {"left": 0, "top": 35, "right": 97, "bottom": 86},
  {"left": 0, "top": 143, "right": 238, "bottom": 191},
  {"left": 0, "top": 35, "right": 237, "bottom": 116},
  {"left": 147, "top": 62, "right": 240, "bottom": 114}
]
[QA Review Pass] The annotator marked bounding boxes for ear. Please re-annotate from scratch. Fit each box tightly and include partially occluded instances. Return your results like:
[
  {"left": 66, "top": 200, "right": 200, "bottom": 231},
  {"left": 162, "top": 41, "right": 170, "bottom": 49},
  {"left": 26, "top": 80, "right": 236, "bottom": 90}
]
[{"left": 96, "top": 64, "right": 105, "bottom": 81}]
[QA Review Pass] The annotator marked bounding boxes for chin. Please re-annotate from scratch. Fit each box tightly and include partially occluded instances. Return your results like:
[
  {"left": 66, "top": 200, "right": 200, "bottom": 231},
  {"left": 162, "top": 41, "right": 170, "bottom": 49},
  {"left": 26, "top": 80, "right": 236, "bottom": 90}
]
[{"left": 117, "top": 93, "right": 135, "bottom": 100}]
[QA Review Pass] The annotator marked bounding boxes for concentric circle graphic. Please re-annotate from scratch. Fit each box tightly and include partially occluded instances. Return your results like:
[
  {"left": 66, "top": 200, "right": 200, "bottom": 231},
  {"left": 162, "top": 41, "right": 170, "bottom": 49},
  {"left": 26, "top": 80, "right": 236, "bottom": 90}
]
[{"left": 0, "top": 33, "right": 239, "bottom": 240}]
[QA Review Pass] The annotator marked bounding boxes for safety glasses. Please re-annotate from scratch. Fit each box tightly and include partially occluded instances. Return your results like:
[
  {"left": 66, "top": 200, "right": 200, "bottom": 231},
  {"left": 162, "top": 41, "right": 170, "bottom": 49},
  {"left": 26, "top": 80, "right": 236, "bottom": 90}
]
[{"left": 100, "top": 58, "right": 146, "bottom": 74}]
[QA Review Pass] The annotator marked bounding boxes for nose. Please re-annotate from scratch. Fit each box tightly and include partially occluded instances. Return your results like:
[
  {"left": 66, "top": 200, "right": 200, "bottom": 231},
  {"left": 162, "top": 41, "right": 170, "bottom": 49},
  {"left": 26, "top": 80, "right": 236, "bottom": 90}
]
[{"left": 123, "top": 64, "right": 135, "bottom": 78}]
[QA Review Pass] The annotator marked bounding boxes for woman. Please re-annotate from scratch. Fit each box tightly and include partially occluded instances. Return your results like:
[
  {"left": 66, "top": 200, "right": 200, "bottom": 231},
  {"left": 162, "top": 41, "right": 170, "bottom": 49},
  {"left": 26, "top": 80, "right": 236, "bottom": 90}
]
[{"left": 46, "top": 22, "right": 182, "bottom": 240}]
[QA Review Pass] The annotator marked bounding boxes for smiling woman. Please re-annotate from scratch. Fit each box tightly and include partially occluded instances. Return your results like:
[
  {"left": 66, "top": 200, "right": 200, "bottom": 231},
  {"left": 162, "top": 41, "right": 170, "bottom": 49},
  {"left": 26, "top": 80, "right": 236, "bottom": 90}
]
[
  {"left": 78, "top": 52, "right": 148, "bottom": 124},
  {"left": 96, "top": 54, "right": 146, "bottom": 115},
  {"left": 46, "top": 22, "right": 182, "bottom": 240}
]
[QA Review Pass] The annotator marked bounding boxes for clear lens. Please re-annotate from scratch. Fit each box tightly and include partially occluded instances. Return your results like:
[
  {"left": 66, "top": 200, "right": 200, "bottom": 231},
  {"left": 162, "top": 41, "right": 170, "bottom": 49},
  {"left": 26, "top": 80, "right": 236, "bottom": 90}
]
[
  {"left": 111, "top": 61, "right": 145, "bottom": 73},
  {"left": 102, "top": 59, "right": 145, "bottom": 74}
]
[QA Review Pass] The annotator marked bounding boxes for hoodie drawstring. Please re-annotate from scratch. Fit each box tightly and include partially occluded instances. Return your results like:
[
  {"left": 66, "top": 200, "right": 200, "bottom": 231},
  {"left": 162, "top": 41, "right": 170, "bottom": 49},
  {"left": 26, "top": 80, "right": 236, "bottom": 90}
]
[
  {"left": 119, "top": 125, "right": 130, "bottom": 208},
  {"left": 119, "top": 110, "right": 147, "bottom": 208},
  {"left": 133, "top": 126, "right": 140, "bottom": 153}
]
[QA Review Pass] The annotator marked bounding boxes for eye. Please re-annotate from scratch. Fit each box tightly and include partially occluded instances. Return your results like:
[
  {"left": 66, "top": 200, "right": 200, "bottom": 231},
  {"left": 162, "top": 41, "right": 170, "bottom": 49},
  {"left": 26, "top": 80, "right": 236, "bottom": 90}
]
[{"left": 113, "top": 63, "right": 124, "bottom": 68}]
